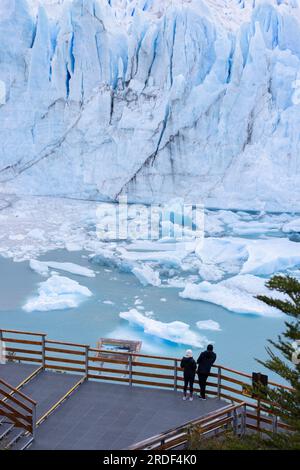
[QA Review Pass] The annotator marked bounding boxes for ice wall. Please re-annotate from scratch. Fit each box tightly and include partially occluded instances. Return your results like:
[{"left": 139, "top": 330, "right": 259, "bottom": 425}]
[{"left": 0, "top": 0, "right": 300, "bottom": 210}]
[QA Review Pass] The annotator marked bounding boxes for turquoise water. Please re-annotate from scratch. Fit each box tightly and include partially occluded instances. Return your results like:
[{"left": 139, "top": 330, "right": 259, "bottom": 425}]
[{"left": 0, "top": 250, "right": 285, "bottom": 382}]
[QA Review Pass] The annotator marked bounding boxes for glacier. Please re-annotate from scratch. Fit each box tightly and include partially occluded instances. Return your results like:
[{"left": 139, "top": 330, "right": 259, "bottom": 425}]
[{"left": 0, "top": 0, "right": 300, "bottom": 211}]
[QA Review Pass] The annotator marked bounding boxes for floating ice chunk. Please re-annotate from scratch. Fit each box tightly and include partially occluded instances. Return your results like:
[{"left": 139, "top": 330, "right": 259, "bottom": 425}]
[
  {"left": 42, "top": 261, "right": 95, "bottom": 277},
  {"left": 282, "top": 218, "right": 300, "bottom": 233},
  {"left": 132, "top": 264, "right": 161, "bottom": 287},
  {"left": 180, "top": 274, "right": 285, "bottom": 317},
  {"left": 29, "top": 259, "right": 49, "bottom": 277},
  {"left": 198, "top": 264, "right": 224, "bottom": 282},
  {"left": 196, "top": 320, "right": 221, "bottom": 331},
  {"left": 241, "top": 238, "right": 300, "bottom": 275},
  {"left": 23, "top": 274, "right": 92, "bottom": 312},
  {"left": 196, "top": 238, "right": 248, "bottom": 268},
  {"left": 29, "top": 259, "right": 95, "bottom": 277},
  {"left": 160, "top": 298, "right": 167, "bottom": 302},
  {"left": 119, "top": 309, "right": 208, "bottom": 348},
  {"left": 196, "top": 238, "right": 248, "bottom": 281},
  {"left": 231, "top": 221, "right": 279, "bottom": 236},
  {"left": 90, "top": 249, "right": 133, "bottom": 273},
  {"left": 103, "top": 300, "right": 115, "bottom": 305},
  {"left": 65, "top": 242, "right": 82, "bottom": 252},
  {"left": 204, "top": 216, "right": 226, "bottom": 237}
]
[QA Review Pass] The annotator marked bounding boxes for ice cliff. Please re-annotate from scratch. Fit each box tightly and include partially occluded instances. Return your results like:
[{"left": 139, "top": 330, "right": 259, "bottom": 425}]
[{"left": 0, "top": 0, "right": 300, "bottom": 210}]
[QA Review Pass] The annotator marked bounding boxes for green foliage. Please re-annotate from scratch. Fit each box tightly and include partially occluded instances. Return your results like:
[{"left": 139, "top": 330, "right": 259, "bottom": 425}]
[
  {"left": 188, "top": 274, "right": 300, "bottom": 450},
  {"left": 256, "top": 275, "right": 300, "bottom": 449},
  {"left": 188, "top": 430, "right": 275, "bottom": 450}
]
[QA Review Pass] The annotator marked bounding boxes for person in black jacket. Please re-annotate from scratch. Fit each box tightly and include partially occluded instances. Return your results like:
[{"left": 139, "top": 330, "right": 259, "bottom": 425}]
[
  {"left": 180, "top": 349, "right": 197, "bottom": 401},
  {"left": 197, "top": 344, "right": 216, "bottom": 399}
]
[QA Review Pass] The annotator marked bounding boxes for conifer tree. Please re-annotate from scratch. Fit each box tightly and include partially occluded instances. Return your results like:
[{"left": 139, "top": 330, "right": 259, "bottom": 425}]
[{"left": 256, "top": 275, "right": 300, "bottom": 449}]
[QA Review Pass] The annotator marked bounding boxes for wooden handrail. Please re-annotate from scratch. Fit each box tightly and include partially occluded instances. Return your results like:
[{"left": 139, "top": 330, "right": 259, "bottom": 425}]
[
  {"left": 1, "top": 328, "right": 292, "bottom": 392},
  {"left": 0, "top": 327, "right": 294, "bottom": 439},
  {"left": 45, "top": 346, "right": 86, "bottom": 356},
  {"left": 128, "top": 403, "right": 246, "bottom": 450},
  {"left": 46, "top": 339, "right": 89, "bottom": 348},
  {"left": 0, "top": 378, "right": 37, "bottom": 406},
  {"left": 89, "top": 346, "right": 180, "bottom": 361},
  {"left": 0, "top": 387, "right": 33, "bottom": 414},
  {"left": 2, "top": 337, "right": 43, "bottom": 346},
  {"left": 0, "top": 377, "right": 36, "bottom": 436},
  {"left": 0, "top": 329, "right": 46, "bottom": 337}
]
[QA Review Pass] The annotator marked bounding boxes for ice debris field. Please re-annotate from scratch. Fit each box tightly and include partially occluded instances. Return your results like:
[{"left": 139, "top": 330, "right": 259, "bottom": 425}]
[{"left": 0, "top": 195, "right": 299, "bottom": 326}]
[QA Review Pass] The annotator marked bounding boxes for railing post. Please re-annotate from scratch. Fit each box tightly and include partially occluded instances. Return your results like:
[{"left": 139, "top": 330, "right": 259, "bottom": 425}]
[
  {"left": 272, "top": 414, "right": 278, "bottom": 434},
  {"left": 232, "top": 408, "right": 238, "bottom": 435},
  {"left": 241, "top": 404, "right": 246, "bottom": 436},
  {"left": 257, "top": 398, "right": 261, "bottom": 434},
  {"left": 85, "top": 346, "right": 89, "bottom": 379},
  {"left": 41, "top": 335, "right": 46, "bottom": 369},
  {"left": 174, "top": 360, "right": 178, "bottom": 391},
  {"left": 128, "top": 354, "right": 133, "bottom": 386},
  {"left": 217, "top": 366, "right": 222, "bottom": 399},
  {"left": 32, "top": 403, "right": 37, "bottom": 439}
]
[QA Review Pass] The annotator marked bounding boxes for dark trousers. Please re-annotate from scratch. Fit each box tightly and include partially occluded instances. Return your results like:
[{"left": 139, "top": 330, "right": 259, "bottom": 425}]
[
  {"left": 183, "top": 375, "right": 195, "bottom": 396},
  {"left": 198, "top": 373, "right": 209, "bottom": 398}
]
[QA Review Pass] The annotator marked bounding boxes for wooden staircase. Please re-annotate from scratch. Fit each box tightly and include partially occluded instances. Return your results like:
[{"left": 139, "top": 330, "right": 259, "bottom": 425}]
[
  {"left": 0, "top": 377, "right": 36, "bottom": 450},
  {"left": 0, "top": 416, "right": 34, "bottom": 450}
]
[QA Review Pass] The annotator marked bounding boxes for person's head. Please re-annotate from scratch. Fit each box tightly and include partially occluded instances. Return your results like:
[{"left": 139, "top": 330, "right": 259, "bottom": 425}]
[
  {"left": 185, "top": 349, "right": 193, "bottom": 358},
  {"left": 207, "top": 344, "right": 214, "bottom": 352}
]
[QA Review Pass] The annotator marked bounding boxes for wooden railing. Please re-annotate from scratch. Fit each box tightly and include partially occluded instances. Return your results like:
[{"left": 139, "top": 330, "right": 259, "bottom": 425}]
[
  {"left": 128, "top": 403, "right": 247, "bottom": 450},
  {"left": 0, "top": 328, "right": 293, "bottom": 437},
  {"left": 0, "top": 378, "right": 37, "bottom": 436}
]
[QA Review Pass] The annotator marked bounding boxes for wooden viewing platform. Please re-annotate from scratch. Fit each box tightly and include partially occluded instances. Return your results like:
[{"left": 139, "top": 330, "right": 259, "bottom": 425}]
[{"left": 0, "top": 329, "right": 293, "bottom": 450}]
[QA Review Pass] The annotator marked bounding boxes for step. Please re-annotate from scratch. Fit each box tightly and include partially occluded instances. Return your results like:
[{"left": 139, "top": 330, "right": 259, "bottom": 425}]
[
  {"left": 4, "top": 428, "right": 25, "bottom": 449},
  {"left": 0, "top": 422, "right": 14, "bottom": 440},
  {"left": 10, "top": 433, "right": 34, "bottom": 450}
]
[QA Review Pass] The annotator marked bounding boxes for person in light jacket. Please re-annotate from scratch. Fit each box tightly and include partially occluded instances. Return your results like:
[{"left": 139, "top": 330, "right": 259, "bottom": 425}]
[
  {"left": 197, "top": 344, "right": 216, "bottom": 400},
  {"left": 180, "top": 349, "right": 197, "bottom": 401}
]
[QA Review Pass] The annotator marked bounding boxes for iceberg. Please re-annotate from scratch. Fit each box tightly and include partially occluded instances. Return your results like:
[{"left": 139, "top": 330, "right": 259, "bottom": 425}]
[
  {"left": 282, "top": 218, "right": 300, "bottom": 233},
  {"left": 180, "top": 274, "right": 285, "bottom": 317},
  {"left": 29, "top": 259, "right": 95, "bottom": 277},
  {"left": 23, "top": 274, "right": 92, "bottom": 312},
  {"left": 132, "top": 264, "right": 161, "bottom": 287},
  {"left": 196, "top": 320, "right": 221, "bottom": 331},
  {"left": 29, "top": 259, "right": 49, "bottom": 277},
  {"left": 196, "top": 238, "right": 249, "bottom": 281},
  {"left": 119, "top": 308, "right": 209, "bottom": 348},
  {"left": 241, "top": 238, "right": 300, "bottom": 275}
]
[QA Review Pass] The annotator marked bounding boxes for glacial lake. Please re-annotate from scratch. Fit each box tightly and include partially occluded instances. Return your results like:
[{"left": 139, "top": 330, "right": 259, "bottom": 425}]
[{"left": 0, "top": 250, "right": 286, "bottom": 383}]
